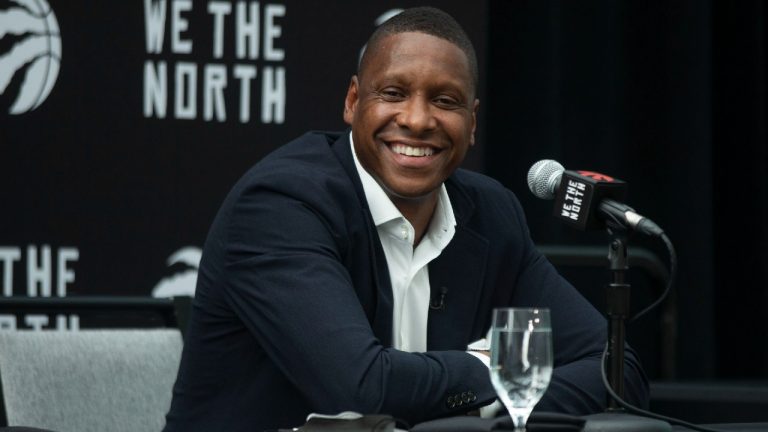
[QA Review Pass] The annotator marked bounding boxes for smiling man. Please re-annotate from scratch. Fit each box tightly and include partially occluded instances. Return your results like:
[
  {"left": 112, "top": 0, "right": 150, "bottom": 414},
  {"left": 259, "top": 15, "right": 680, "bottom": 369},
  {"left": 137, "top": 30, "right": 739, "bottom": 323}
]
[
  {"left": 164, "top": 7, "right": 649, "bottom": 432},
  {"left": 345, "top": 28, "right": 479, "bottom": 247}
]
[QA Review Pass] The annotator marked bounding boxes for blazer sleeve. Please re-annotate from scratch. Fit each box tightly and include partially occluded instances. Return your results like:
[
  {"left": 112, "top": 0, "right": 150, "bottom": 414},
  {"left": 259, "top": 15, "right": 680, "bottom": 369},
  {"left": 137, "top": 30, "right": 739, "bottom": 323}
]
[
  {"left": 219, "top": 185, "right": 495, "bottom": 424},
  {"left": 504, "top": 189, "right": 650, "bottom": 414}
]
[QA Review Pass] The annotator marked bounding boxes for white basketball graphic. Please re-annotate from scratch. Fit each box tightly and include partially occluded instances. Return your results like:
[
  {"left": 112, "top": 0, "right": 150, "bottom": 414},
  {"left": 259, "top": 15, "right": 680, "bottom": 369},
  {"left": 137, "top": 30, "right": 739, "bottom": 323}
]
[
  {"left": 359, "top": 9, "right": 404, "bottom": 68},
  {"left": 152, "top": 247, "right": 202, "bottom": 299},
  {"left": 0, "top": 0, "right": 61, "bottom": 114}
]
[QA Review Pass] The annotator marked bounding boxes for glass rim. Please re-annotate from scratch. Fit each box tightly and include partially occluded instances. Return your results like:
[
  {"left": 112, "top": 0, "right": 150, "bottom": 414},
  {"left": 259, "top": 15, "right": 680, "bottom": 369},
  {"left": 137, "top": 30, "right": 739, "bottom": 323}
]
[
  {"left": 491, "top": 307, "right": 551, "bottom": 313},
  {"left": 491, "top": 307, "right": 552, "bottom": 329}
]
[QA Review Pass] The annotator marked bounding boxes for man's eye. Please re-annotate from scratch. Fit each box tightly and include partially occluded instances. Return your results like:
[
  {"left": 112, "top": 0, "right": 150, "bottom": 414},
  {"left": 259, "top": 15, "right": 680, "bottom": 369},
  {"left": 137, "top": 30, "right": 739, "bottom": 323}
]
[
  {"left": 379, "top": 89, "right": 404, "bottom": 100},
  {"left": 434, "top": 96, "right": 460, "bottom": 108}
]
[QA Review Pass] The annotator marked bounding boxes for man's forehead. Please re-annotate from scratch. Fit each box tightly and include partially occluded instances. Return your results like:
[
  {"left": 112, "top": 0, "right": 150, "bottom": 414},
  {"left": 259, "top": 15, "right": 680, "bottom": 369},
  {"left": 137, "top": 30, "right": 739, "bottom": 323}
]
[
  {"left": 368, "top": 31, "right": 466, "bottom": 60},
  {"left": 361, "top": 32, "right": 472, "bottom": 81}
]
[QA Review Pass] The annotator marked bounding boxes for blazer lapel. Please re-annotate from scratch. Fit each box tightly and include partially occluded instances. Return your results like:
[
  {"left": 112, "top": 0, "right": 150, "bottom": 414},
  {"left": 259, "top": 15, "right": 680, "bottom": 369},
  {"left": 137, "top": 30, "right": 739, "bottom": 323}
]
[{"left": 427, "top": 177, "right": 490, "bottom": 350}]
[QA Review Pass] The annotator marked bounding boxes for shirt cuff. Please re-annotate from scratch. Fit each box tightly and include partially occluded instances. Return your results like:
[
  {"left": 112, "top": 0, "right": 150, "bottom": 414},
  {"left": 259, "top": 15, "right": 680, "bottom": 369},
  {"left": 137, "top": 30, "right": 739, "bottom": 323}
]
[{"left": 467, "top": 337, "right": 490, "bottom": 352}]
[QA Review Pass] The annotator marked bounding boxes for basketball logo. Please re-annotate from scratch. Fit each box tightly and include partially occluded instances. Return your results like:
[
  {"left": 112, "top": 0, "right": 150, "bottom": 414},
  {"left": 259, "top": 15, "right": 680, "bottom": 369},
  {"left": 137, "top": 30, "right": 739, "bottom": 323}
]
[
  {"left": 0, "top": 0, "right": 61, "bottom": 114},
  {"left": 152, "top": 247, "right": 202, "bottom": 299},
  {"left": 577, "top": 170, "right": 615, "bottom": 182}
]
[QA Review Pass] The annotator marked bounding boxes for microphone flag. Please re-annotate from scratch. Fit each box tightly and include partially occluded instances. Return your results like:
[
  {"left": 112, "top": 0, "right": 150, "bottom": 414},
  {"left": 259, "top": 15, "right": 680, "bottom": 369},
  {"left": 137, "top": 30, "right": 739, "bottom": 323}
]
[{"left": 553, "top": 170, "right": 628, "bottom": 231}]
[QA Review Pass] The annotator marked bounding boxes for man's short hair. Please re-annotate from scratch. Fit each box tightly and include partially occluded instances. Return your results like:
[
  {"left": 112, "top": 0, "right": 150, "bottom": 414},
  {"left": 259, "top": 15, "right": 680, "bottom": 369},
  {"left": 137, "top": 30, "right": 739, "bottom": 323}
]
[{"left": 359, "top": 7, "right": 479, "bottom": 93}]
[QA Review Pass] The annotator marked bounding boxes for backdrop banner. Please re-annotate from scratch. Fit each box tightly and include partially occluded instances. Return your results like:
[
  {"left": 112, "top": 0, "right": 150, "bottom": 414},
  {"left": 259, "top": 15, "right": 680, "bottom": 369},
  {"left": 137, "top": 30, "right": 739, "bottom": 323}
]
[{"left": 0, "top": 0, "right": 488, "bottom": 330}]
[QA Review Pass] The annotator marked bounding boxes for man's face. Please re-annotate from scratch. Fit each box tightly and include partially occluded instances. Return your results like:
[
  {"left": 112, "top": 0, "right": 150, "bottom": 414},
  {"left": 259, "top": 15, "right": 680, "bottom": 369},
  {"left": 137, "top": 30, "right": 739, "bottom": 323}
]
[{"left": 344, "top": 31, "right": 479, "bottom": 204}]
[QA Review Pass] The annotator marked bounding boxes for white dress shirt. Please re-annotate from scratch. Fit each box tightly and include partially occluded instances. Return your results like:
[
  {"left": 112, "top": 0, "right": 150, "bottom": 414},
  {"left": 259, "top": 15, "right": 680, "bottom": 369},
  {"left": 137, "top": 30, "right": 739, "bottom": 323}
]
[
  {"left": 349, "top": 134, "right": 501, "bottom": 418},
  {"left": 350, "top": 134, "right": 456, "bottom": 353}
]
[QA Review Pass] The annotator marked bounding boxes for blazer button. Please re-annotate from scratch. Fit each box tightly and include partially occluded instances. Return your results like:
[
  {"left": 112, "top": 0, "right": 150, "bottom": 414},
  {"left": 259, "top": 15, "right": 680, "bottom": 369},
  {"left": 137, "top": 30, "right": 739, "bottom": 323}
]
[{"left": 467, "top": 390, "right": 477, "bottom": 402}]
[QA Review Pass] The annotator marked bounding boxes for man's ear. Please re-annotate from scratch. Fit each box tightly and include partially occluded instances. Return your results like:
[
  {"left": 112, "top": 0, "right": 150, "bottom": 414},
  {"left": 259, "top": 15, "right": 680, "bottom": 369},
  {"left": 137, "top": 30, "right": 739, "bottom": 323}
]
[
  {"left": 343, "top": 76, "right": 360, "bottom": 125},
  {"left": 470, "top": 98, "right": 480, "bottom": 146}
]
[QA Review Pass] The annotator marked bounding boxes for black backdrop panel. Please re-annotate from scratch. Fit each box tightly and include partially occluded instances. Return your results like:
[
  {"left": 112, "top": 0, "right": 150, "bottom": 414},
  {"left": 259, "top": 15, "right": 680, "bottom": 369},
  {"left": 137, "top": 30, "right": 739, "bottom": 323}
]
[{"left": 0, "top": 0, "right": 487, "bottom": 313}]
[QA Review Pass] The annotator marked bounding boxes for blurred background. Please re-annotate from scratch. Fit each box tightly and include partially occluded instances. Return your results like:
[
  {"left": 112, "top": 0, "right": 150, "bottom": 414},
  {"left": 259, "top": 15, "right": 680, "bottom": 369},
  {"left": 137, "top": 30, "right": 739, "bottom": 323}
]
[
  {"left": 1, "top": 0, "right": 766, "bottom": 424},
  {"left": 485, "top": 0, "right": 767, "bottom": 384}
]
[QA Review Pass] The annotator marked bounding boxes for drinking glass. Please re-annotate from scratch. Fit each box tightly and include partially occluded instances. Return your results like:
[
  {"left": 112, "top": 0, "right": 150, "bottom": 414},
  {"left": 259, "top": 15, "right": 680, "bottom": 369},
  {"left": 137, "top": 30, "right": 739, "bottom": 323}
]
[{"left": 490, "top": 308, "right": 553, "bottom": 431}]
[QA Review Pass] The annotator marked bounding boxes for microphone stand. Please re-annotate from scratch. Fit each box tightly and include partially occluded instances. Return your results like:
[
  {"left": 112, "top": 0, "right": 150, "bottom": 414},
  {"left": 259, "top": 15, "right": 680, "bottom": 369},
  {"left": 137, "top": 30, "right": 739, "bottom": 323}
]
[
  {"left": 607, "top": 234, "right": 630, "bottom": 410},
  {"left": 583, "top": 231, "right": 671, "bottom": 432}
]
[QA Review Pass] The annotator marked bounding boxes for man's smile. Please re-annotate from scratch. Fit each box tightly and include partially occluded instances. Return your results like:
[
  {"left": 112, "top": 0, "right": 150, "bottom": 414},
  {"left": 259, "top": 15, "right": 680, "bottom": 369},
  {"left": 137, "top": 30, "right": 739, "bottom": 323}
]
[{"left": 390, "top": 143, "right": 437, "bottom": 157}]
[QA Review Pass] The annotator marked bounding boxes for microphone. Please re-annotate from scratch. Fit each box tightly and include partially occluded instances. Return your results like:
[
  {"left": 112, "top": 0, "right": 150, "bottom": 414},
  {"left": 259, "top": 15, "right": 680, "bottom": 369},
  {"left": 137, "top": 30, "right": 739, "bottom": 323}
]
[
  {"left": 430, "top": 286, "right": 448, "bottom": 310},
  {"left": 527, "top": 160, "right": 664, "bottom": 237}
]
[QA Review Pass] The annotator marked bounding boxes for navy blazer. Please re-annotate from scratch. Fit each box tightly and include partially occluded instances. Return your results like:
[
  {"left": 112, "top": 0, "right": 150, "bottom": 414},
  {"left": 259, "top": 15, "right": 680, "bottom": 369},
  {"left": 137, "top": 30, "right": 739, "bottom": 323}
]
[{"left": 164, "top": 131, "right": 649, "bottom": 432}]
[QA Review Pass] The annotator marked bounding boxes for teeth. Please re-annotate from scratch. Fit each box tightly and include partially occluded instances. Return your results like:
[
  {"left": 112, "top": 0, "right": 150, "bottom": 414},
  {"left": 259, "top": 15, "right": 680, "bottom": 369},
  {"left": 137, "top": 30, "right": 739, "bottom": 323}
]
[{"left": 392, "top": 144, "right": 434, "bottom": 157}]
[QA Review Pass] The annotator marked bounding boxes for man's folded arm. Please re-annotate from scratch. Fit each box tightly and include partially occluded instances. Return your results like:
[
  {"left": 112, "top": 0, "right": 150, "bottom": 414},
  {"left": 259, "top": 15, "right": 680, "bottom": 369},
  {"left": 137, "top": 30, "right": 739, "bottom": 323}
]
[{"left": 220, "top": 188, "right": 496, "bottom": 423}]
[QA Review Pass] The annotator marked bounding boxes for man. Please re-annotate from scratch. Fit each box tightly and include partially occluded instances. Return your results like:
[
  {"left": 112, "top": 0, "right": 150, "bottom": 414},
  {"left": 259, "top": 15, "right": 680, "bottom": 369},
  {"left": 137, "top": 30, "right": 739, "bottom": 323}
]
[{"left": 164, "top": 7, "right": 649, "bottom": 432}]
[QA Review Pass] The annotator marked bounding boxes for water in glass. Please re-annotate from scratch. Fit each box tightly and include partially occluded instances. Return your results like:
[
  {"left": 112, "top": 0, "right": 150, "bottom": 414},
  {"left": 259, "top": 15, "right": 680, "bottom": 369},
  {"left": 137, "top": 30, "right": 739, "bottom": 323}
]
[{"left": 490, "top": 308, "right": 553, "bottom": 431}]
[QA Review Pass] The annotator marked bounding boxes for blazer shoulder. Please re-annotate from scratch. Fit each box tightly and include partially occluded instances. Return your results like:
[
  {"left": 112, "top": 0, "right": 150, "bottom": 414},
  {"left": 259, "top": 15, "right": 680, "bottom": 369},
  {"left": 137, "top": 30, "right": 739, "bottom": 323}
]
[
  {"left": 450, "top": 168, "right": 521, "bottom": 206},
  {"left": 447, "top": 169, "right": 530, "bottom": 233},
  {"left": 230, "top": 131, "right": 354, "bottom": 202}
]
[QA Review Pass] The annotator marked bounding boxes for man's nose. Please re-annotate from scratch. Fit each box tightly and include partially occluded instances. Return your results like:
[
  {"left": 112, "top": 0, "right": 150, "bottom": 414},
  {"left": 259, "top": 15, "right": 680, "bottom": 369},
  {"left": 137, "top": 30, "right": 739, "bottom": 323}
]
[{"left": 396, "top": 96, "right": 437, "bottom": 133}]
